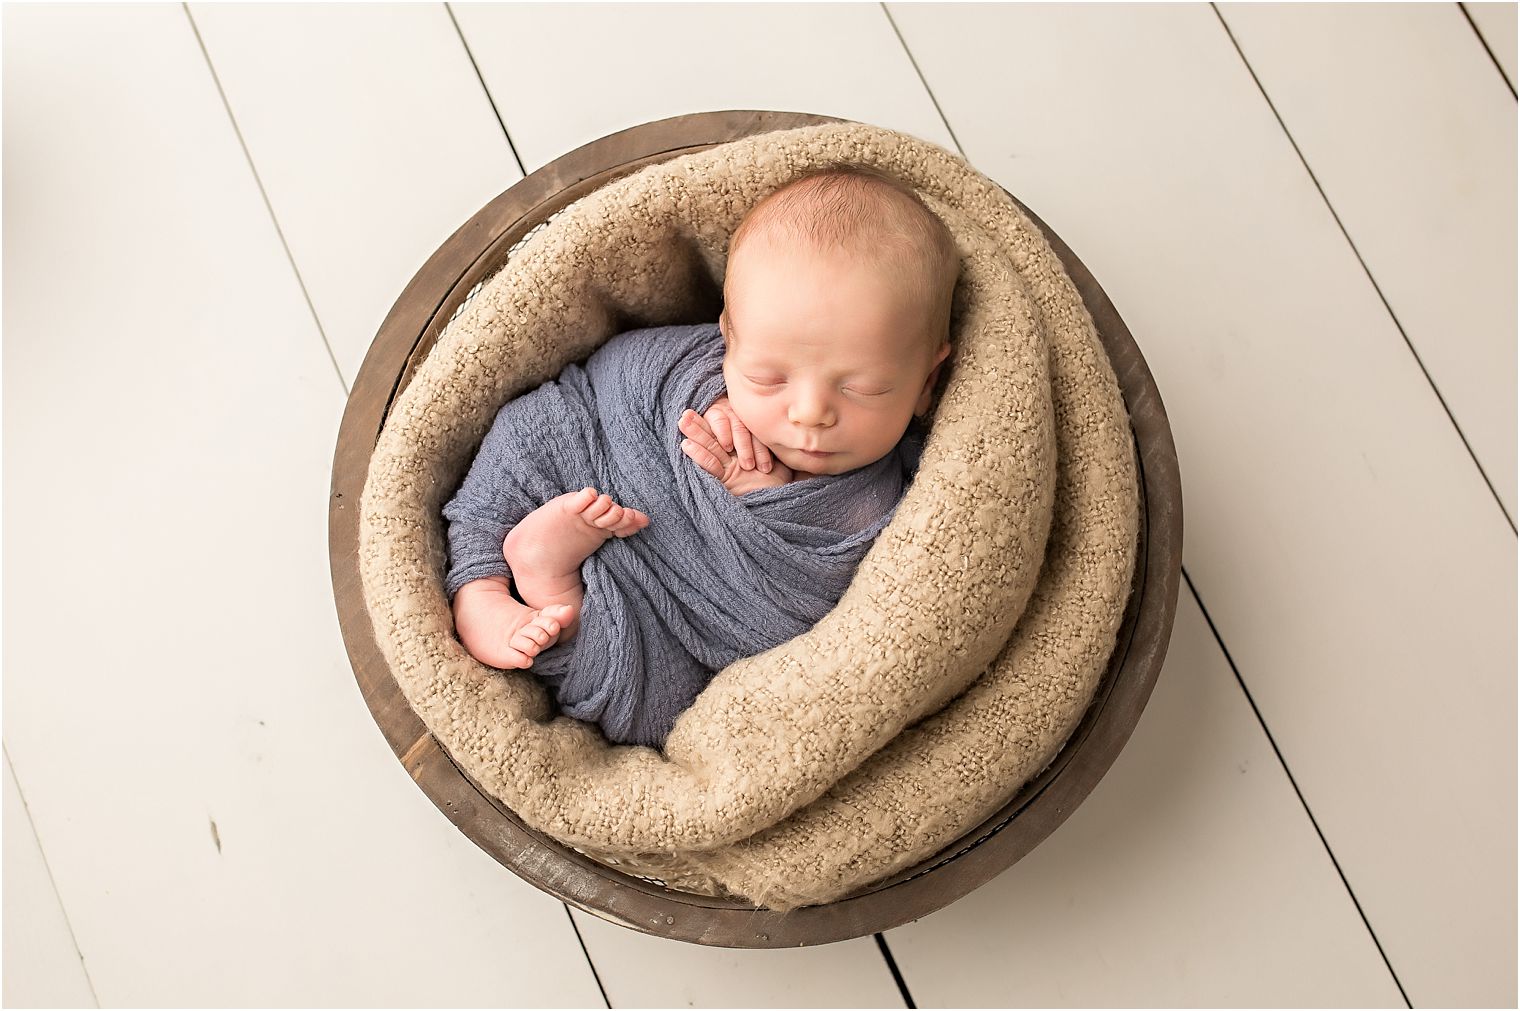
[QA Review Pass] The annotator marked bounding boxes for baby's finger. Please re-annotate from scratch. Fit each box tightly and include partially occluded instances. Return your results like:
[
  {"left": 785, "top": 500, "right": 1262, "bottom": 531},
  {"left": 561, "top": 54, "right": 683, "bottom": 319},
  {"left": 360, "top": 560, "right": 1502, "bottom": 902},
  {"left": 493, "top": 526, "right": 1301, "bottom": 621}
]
[
  {"left": 679, "top": 410, "right": 728, "bottom": 460},
  {"left": 729, "top": 416, "right": 756, "bottom": 470},
  {"left": 679, "top": 437, "right": 723, "bottom": 480},
  {"left": 705, "top": 406, "right": 735, "bottom": 452},
  {"left": 752, "top": 440, "right": 774, "bottom": 474}
]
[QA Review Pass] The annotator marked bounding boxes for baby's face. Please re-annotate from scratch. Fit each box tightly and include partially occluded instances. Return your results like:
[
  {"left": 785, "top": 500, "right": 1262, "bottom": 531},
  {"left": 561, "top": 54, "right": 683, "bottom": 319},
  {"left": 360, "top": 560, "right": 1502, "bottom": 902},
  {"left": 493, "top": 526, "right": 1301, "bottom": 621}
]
[{"left": 720, "top": 241, "right": 951, "bottom": 479}]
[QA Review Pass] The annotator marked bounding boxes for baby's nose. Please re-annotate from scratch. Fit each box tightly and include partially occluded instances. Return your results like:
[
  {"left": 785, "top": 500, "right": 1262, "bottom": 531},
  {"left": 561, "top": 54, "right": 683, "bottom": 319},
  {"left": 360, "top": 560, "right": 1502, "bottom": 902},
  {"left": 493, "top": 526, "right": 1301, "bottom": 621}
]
[{"left": 789, "top": 401, "right": 834, "bottom": 426}]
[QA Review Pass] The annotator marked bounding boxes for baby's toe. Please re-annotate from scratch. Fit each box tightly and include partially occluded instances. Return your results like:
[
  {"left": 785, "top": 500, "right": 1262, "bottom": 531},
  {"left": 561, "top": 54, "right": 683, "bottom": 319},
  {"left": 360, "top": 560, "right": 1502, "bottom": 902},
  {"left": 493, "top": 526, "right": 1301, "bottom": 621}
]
[
  {"left": 541, "top": 603, "right": 575, "bottom": 622},
  {"left": 577, "top": 493, "right": 613, "bottom": 523},
  {"left": 510, "top": 626, "right": 546, "bottom": 655},
  {"left": 613, "top": 511, "right": 648, "bottom": 536},
  {"left": 498, "top": 646, "right": 533, "bottom": 669},
  {"left": 562, "top": 487, "right": 598, "bottom": 514},
  {"left": 593, "top": 504, "right": 626, "bottom": 528}
]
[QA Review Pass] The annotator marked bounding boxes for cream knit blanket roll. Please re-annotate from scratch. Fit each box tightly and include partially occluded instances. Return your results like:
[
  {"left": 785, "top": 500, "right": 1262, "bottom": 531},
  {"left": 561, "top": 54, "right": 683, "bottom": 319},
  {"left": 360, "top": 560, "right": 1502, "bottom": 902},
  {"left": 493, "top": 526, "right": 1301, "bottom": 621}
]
[{"left": 358, "top": 122, "right": 1139, "bottom": 909}]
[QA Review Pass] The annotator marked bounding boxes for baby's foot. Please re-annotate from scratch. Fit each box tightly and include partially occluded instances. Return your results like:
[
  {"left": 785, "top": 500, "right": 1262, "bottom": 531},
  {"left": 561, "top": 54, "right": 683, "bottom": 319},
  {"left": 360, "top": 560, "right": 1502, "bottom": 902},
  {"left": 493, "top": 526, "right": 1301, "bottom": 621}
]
[
  {"left": 502, "top": 487, "right": 649, "bottom": 639},
  {"left": 496, "top": 600, "right": 575, "bottom": 670}
]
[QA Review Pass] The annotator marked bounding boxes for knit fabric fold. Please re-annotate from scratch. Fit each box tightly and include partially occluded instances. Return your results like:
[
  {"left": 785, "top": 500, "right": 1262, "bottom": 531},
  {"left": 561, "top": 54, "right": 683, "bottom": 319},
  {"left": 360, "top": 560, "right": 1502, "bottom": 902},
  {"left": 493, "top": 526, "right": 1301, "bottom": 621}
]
[{"left": 357, "top": 121, "right": 1138, "bottom": 908}]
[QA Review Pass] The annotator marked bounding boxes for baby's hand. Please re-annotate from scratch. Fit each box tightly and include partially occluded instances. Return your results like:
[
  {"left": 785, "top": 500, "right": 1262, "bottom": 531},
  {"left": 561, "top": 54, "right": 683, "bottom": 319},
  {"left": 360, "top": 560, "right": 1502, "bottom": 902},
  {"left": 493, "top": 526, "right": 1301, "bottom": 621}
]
[
  {"left": 701, "top": 395, "right": 775, "bottom": 475},
  {"left": 679, "top": 409, "right": 793, "bottom": 495}
]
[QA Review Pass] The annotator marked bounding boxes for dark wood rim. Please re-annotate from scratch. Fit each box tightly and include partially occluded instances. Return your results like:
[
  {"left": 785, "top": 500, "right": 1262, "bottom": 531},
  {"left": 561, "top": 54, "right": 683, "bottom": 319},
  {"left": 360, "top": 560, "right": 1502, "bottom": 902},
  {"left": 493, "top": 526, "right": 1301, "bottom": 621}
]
[{"left": 328, "top": 110, "right": 1183, "bottom": 947}]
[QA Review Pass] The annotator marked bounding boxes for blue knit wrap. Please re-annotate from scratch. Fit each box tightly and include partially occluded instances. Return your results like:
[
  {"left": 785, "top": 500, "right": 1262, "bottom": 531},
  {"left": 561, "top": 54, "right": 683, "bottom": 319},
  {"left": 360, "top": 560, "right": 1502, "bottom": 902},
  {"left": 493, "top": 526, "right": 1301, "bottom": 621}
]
[{"left": 441, "top": 322, "right": 924, "bottom": 747}]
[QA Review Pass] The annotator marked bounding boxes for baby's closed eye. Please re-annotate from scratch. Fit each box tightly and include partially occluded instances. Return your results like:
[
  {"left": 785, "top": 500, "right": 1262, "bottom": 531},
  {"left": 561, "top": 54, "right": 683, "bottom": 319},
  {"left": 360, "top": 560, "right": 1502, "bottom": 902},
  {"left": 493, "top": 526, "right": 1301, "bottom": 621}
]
[{"left": 745, "top": 374, "right": 891, "bottom": 396}]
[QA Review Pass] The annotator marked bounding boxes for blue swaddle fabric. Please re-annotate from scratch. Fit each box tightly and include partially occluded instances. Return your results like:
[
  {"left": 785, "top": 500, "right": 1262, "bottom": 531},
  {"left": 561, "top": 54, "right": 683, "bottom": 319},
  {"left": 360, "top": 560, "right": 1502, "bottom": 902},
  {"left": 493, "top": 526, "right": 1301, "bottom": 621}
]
[{"left": 441, "top": 322, "right": 926, "bottom": 748}]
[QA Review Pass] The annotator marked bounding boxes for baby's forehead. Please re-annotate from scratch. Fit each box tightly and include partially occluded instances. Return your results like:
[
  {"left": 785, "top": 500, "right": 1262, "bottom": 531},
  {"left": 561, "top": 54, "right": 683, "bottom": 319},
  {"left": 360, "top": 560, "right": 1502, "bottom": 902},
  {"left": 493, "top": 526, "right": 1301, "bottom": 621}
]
[
  {"left": 725, "top": 241, "right": 927, "bottom": 318},
  {"left": 726, "top": 311, "right": 925, "bottom": 369},
  {"left": 736, "top": 327, "right": 912, "bottom": 354}
]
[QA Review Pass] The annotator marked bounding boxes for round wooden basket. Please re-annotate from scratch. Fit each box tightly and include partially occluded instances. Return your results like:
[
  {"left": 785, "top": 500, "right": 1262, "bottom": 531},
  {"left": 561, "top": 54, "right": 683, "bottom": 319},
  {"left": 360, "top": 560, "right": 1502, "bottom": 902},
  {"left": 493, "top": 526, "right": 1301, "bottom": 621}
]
[{"left": 328, "top": 110, "right": 1184, "bottom": 947}]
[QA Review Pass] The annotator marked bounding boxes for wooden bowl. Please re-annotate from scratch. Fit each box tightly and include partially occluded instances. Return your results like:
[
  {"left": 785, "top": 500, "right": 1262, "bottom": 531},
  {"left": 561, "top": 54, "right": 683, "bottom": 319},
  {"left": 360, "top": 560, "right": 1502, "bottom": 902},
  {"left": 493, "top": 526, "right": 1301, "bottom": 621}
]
[{"left": 328, "top": 110, "right": 1184, "bottom": 947}]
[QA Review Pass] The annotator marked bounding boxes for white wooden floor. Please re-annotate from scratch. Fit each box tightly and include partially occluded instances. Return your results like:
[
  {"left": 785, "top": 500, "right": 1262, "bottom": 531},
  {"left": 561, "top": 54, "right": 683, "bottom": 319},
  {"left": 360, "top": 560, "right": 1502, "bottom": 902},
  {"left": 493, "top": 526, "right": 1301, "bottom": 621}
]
[{"left": 2, "top": 3, "right": 1515, "bottom": 1008}]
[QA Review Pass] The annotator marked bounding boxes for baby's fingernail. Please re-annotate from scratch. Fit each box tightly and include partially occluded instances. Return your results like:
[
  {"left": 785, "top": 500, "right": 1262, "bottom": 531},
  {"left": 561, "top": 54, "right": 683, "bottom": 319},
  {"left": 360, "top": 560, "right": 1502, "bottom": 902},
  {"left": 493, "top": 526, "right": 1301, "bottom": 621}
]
[{"left": 761, "top": 462, "right": 771, "bottom": 472}]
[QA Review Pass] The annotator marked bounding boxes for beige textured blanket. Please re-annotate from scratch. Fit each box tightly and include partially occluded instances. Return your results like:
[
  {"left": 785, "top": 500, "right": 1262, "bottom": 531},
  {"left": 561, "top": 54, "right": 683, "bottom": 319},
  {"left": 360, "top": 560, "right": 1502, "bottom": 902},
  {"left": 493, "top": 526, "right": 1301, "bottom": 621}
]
[{"left": 358, "top": 122, "right": 1139, "bottom": 909}]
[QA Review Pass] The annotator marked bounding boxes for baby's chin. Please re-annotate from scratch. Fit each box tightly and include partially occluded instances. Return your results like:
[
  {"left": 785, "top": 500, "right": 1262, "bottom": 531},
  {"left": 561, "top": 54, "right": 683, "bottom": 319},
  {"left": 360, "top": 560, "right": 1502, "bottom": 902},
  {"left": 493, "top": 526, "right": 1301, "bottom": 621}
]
[
  {"left": 781, "top": 449, "right": 842, "bottom": 477},
  {"left": 783, "top": 449, "right": 872, "bottom": 477}
]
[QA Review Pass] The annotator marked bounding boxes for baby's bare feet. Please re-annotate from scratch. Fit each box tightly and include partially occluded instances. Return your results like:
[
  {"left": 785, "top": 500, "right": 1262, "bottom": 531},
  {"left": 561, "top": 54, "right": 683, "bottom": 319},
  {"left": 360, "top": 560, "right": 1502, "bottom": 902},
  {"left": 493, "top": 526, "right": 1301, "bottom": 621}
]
[{"left": 502, "top": 487, "right": 649, "bottom": 640}]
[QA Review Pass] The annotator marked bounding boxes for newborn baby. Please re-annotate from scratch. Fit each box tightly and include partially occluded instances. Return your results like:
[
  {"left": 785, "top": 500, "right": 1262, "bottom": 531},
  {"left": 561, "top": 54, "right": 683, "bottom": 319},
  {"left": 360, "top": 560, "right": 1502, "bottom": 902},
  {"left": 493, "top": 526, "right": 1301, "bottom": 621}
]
[{"left": 445, "top": 163, "right": 957, "bottom": 745}]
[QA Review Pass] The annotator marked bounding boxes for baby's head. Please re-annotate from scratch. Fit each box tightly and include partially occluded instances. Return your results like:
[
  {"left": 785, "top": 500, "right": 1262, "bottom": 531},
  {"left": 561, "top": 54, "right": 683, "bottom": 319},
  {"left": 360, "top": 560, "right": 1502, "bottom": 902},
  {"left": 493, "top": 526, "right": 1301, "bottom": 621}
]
[{"left": 718, "top": 164, "right": 959, "bottom": 478}]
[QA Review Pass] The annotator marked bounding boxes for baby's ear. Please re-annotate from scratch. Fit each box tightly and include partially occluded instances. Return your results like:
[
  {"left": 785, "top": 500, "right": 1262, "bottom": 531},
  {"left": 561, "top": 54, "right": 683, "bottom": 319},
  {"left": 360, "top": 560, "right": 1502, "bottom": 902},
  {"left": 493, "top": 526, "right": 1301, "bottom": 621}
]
[
  {"left": 923, "top": 340, "right": 951, "bottom": 385},
  {"left": 914, "top": 341, "right": 952, "bottom": 417}
]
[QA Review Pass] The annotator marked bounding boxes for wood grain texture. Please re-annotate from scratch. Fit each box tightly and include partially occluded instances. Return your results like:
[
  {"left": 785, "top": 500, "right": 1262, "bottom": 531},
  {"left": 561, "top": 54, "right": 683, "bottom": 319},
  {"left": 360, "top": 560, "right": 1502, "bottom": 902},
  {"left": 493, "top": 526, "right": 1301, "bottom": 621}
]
[{"left": 885, "top": 3, "right": 1516, "bottom": 1004}]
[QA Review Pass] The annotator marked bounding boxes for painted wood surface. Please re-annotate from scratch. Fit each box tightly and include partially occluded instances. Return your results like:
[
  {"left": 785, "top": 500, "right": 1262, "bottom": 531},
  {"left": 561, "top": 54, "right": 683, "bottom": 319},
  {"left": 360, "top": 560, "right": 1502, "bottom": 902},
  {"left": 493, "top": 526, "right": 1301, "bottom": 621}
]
[
  {"left": 885, "top": 3, "right": 1516, "bottom": 1005},
  {"left": 186, "top": 2, "right": 524, "bottom": 386},
  {"left": 572, "top": 913, "right": 906, "bottom": 1009},
  {"left": 449, "top": 1, "right": 957, "bottom": 171},
  {"left": 4, "top": 1, "right": 1513, "bottom": 1007},
  {"left": 1467, "top": 0, "right": 1518, "bottom": 88},
  {"left": 1, "top": 5, "right": 602, "bottom": 1006},
  {"left": 2, "top": 757, "right": 96, "bottom": 1009},
  {"left": 1220, "top": 1, "right": 1518, "bottom": 521}
]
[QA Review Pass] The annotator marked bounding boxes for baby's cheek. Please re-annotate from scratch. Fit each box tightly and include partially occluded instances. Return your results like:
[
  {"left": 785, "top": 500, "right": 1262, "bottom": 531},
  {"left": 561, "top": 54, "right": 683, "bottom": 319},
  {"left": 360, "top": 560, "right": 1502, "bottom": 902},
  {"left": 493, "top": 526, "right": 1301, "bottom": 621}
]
[{"left": 725, "top": 395, "right": 764, "bottom": 433}]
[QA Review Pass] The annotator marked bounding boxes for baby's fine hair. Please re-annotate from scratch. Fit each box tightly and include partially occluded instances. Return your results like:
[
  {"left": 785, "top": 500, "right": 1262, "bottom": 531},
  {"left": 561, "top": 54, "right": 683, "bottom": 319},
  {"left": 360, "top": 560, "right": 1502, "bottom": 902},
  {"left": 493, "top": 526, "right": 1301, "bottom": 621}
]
[{"left": 724, "top": 163, "right": 960, "bottom": 352}]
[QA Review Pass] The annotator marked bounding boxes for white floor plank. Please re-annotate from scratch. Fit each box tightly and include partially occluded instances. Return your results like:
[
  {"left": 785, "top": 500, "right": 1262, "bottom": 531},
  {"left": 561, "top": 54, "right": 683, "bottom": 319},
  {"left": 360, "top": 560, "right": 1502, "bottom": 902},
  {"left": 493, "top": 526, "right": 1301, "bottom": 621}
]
[
  {"left": 2, "top": 754, "right": 98, "bottom": 1010},
  {"left": 1467, "top": 0, "right": 1518, "bottom": 87},
  {"left": 1, "top": 5, "right": 602, "bottom": 1006},
  {"left": 887, "top": 596, "right": 1404, "bottom": 1008},
  {"left": 451, "top": 1, "right": 956, "bottom": 173},
  {"left": 572, "top": 914, "right": 905, "bottom": 1009},
  {"left": 1219, "top": 2, "right": 1517, "bottom": 521},
  {"left": 886, "top": 3, "right": 1515, "bottom": 1005},
  {"left": 186, "top": 1, "right": 523, "bottom": 387}
]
